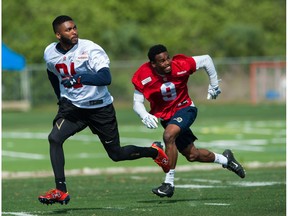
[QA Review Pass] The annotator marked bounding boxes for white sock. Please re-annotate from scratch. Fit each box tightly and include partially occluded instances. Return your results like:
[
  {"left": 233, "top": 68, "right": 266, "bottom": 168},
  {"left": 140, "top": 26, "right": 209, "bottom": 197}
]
[
  {"left": 164, "top": 169, "right": 175, "bottom": 187},
  {"left": 214, "top": 153, "right": 228, "bottom": 166}
]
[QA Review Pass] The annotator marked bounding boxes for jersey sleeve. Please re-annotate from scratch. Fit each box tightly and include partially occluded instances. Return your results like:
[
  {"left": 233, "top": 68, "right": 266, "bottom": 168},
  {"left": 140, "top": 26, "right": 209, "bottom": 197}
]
[
  {"left": 131, "top": 71, "right": 143, "bottom": 92},
  {"left": 44, "top": 43, "right": 58, "bottom": 73},
  {"left": 172, "top": 54, "right": 197, "bottom": 74},
  {"left": 88, "top": 43, "right": 110, "bottom": 72},
  {"left": 131, "top": 63, "right": 150, "bottom": 93}
]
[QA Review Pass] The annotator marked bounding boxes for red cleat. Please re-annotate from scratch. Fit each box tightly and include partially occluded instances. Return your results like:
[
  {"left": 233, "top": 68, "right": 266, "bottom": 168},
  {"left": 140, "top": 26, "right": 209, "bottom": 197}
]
[
  {"left": 151, "top": 141, "right": 170, "bottom": 173},
  {"left": 38, "top": 189, "right": 70, "bottom": 205}
]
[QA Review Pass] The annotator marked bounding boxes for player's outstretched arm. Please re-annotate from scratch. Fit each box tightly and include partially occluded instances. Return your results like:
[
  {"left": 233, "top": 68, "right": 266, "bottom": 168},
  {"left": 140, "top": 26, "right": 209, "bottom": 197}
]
[
  {"left": 133, "top": 90, "right": 158, "bottom": 129},
  {"left": 61, "top": 67, "right": 112, "bottom": 88},
  {"left": 193, "top": 55, "right": 221, "bottom": 100}
]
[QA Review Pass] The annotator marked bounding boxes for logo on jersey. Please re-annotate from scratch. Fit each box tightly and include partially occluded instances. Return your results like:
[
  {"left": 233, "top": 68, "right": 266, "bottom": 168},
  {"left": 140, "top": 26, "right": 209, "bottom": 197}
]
[
  {"left": 177, "top": 70, "right": 187, "bottom": 75},
  {"left": 173, "top": 117, "right": 183, "bottom": 123},
  {"left": 77, "top": 54, "right": 88, "bottom": 60},
  {"left": 141, "top": 77, "right": 152, "bottom": 85},
  {"left": 77, "top": 51, "right": 88, "bottom": 60}
]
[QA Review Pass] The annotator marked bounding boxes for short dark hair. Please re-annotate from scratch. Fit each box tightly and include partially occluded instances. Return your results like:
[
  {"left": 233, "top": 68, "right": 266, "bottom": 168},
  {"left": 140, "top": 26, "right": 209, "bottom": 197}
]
[
  {"left": 147, "top": 44, "right": 167, "bottom": 62},
  {"left": 52, "top": 15, "right": 73, "bottom": 33}
]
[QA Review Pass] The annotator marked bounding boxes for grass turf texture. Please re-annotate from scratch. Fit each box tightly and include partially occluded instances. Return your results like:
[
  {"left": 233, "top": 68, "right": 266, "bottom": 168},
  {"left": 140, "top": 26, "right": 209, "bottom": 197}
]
[
  {"left": 2, "top": 167, "right": 285, "bottom": 216},
  {"left": 2, "top": 103, "right": 286, "bottom": 215}
]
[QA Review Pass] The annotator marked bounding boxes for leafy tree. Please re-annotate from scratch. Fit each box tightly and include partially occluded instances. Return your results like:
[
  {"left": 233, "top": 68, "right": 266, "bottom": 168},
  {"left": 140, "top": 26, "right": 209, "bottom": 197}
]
[
  {"left": 2, "top": 0, "right": 285, "bottom": 63},
  {"left": 2, "top": 0, "right": 285, "bottom": 106}
]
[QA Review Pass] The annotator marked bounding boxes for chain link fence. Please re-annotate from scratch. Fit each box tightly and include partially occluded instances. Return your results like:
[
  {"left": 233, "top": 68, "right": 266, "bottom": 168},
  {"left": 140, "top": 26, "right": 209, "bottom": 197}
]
[{"left": 2, "top": 57, "right": 285, "bottom": 110}]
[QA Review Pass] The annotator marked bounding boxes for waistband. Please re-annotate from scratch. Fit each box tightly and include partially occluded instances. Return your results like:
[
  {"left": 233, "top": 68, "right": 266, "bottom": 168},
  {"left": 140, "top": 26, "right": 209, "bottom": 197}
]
[{"left": 60, "top": 97, "right": 103, "bottom": 106}]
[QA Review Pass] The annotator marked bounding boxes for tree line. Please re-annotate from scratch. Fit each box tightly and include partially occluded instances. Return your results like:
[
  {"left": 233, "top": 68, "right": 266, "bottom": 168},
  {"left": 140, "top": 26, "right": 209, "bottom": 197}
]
[{"left": 2, "top": 0, "right": 285, "bottom": 64}]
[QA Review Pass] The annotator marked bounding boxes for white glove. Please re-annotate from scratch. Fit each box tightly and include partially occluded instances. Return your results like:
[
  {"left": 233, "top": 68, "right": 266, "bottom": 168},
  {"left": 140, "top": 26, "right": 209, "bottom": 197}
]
[
  {"left": 207, "top": 85, "right": 221, "bottom": 100},
  {"left": 142, "top": 114, "right": 158, "bottom": 129}
]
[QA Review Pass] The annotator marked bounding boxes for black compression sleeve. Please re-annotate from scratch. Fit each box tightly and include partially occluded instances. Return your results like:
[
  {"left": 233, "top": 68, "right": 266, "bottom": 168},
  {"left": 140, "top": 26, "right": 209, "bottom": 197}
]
[
  {"left": 47, "top": 69, "right": 60, "bottom": 99},
  {"left": 76, "top": 67, "right": 112, "bottom": 86}
]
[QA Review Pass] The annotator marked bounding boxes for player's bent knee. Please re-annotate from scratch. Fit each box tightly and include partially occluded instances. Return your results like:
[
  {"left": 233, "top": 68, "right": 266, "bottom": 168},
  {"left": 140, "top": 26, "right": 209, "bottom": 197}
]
[
  {"left": 105, "top": 146, "right": 124, "bottom": 162},
  {"left": 48, "top": 131, "right": 64, "bottom": 146},
  {"left": 48, "top": 133, "right": 58, "bottom": 145},
  {"left": 107, "top": 152, "right": 123, "bottom": 162}
]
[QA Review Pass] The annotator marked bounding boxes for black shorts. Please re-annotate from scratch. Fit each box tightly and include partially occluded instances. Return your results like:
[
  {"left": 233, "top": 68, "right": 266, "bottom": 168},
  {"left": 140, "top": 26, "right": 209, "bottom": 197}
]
[
  {"left": 54, "top": 98, "right": 120, "bottom": 145},
  {"left": 160, "top": 106, "right": 198, "bottom": 152}
]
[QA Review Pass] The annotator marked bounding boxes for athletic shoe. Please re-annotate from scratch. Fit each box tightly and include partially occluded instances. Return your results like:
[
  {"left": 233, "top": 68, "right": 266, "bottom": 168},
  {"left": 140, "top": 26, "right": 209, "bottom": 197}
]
[
  {"left": 38, "top": 189, "right": 70, "bottom": 205},
  {"left": 151, "top": 141, "right": 170, "bottom": 173},
  {"left": 222, "top": 149, "right": 246, "bottom": 178},
  {"left": 152, "top": 183, "right": 174, "bottom": 198}
]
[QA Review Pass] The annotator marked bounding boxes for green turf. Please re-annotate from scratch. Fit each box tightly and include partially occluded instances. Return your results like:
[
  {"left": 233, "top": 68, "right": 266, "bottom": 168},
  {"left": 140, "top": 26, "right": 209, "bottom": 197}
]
[
  {"left": 2, "top": 167, "right": 285, "bottom": 216},
  {"left": 2, "top": 103, "right": 286, "bottom": 215},
  {"left": 2, "top": 103, "right": 285, "bottom": 172}
]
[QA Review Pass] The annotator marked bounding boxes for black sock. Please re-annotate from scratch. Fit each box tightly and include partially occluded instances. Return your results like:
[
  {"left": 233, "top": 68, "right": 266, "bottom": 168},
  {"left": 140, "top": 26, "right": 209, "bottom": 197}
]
[
  {"left": 150, "top": 147, "right": 158, "bottom": 159},
  {"left": 126, "top": 146, "right": 158, "bottom": 159},
  {"left": 55, "top": 178, "right": 67, "bottom": 192}
]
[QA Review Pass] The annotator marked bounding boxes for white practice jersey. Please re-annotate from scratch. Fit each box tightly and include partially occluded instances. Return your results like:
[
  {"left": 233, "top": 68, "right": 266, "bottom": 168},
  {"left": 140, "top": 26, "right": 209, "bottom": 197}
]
[{"left": 44, "top": 39, "right": 113, "bottom": 108}]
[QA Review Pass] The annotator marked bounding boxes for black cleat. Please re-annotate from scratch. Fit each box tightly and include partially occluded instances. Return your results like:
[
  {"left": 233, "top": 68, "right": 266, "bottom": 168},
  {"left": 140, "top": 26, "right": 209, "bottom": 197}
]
[
  {"left": 222, "top": 149, "right": 246, "bottom": 178},
  {"left": 152, "top": 183, "right": 174, "bottom": 198}
]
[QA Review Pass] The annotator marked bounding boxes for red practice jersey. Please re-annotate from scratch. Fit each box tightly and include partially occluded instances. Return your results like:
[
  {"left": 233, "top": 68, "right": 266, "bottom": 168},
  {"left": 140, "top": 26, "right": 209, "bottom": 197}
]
[{"left": 132, "top": 54, "right": 197, "bottom": 120}]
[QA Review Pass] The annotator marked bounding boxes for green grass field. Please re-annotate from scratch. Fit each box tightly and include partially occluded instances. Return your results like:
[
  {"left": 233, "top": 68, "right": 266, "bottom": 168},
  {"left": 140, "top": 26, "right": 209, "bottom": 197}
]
[{"left": 2, "top": 103, "right": 286, "bottom": 215}]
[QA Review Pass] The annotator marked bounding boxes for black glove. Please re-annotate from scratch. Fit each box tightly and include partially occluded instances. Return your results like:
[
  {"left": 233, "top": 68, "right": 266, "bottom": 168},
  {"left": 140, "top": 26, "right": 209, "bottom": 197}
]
[{"left": 61, "top": 75, "right": 81, "bottom": 88}]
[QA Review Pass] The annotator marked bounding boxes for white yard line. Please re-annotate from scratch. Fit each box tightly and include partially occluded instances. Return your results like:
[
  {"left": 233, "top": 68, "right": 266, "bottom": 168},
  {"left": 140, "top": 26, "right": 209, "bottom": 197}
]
[
  {"left": 2, "top": 131, "right": 154, "bottom": 145},
  {"left": 2, "top": 151, "right": 45, "bottom": 160},
  {"left": 2, "top": 161, "right": 285, "bottom": 179},
  {"left": 2, "top": 212, "right": 37, "bottom": 216},
  {"left": 204, "top": 203, "right": 230, "bottom": 206}
]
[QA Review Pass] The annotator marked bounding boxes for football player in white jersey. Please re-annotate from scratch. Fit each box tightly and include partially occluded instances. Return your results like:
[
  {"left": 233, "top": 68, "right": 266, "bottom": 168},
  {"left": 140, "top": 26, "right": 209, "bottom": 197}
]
[{"left": 38, "top": 15, "right": 170, "bottom": 205}]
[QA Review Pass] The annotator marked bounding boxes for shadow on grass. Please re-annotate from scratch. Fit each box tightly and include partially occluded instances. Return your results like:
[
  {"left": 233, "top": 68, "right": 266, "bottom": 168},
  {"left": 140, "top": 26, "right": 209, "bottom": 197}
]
[
  {"left": 42, "top": 207, "right": 126, "bottom": 215},
  {"left": 138, "top": 197, "right": 221, "bottom": 204},
  {"left": 39, "top": 198, "right": 221, "bottom": 214}
]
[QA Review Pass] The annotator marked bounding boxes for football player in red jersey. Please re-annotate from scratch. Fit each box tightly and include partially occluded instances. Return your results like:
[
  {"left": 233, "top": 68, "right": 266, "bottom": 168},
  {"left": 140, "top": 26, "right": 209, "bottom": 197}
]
[{"left": 132, "top": 44, "right": 245, "bottom": 198}]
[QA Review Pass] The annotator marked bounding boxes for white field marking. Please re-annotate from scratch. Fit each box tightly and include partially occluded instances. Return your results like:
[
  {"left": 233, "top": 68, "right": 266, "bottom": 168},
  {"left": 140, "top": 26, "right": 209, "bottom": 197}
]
[
  {"left": 224, "top": 146, "right": 264, "bottom": 152},
  {"left": 2, "top": 151, "right": 45, "bottom": 160},
  {"left": 130, "top": 176, "right": 148, "bottom": 180},
  {"left": 2, "top": 212, "right": 37, "bottom": 216},
  {"left": 204, "top": 203, "right": 230, "bottom": 206},
  {"left": 4, "top": 131, "right": 283, "bottom": 150},
  {"left": 271, "top": 137, "right": 286, "bottom": 143},
  {"left": 176, "top": 181, "right": 284, "bottom": 189},
  {"left": 199, "top": 139, "right": 268, "bottom": 146},
  {"left": 200, "top": 119, "right": 286, "bottom": 135},
  {"left": 192, "top": 179, "right": 222, "bottom": 184},
  {"left": 2, "top": 151, "right": 110, "bottom": 160},
  {"left": 3, "top": 130, "right": 285, "bottom": 150},
  {"left": 176, "top": 184, "right": 217, "bottom": 189},
  {"left": 196, "top": 140, "right": 268, "bottom": 152},
  {"left": 200, "top": 127, "right": 275, "bottom": 135},
  {"left": 229, "top": 181, "right": 283, "bottom": 187},
  {"left": 120, "top": 125, "right": 160, "bottom": 133},
  {"left": 242, "top": 128, "right": 275, "bottom": 134},
  {"left": 77, "top": 153, "right": 107, "bottom": 158},
  {"left": 2, "top": 131, "right": 154, "bottom": 146},
  {"left": 2, "top": 161, "right": 285, "bottom": 179},
  {"left": 2, "top": 132, "right": 48, "bottom": 139},
  {"left": 226, "top": 120, "right": 285, "bottom": 128},
  {"left": 178, "top": 177, "right": 285, "bottom": 186}
]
